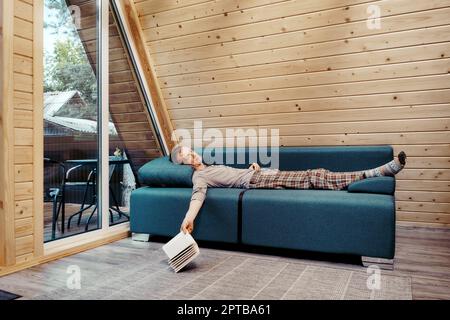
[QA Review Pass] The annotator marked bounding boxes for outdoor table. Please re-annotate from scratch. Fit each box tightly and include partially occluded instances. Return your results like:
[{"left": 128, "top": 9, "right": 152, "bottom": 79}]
[{"left": 65, "top": 157, "right": 131, "bottom": 231}]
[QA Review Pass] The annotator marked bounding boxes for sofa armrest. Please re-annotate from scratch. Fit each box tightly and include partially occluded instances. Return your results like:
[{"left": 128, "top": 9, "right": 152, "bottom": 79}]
[
  {"left": 347, "top": 176, "right": 395, "bottom": 195},
  {"left": 138, "top": 157, "right": 193, "bottom": 187}
]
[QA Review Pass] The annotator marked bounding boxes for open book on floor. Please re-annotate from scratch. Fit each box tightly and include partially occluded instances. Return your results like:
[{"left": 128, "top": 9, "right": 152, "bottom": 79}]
[{"left": 162, "top": 231, "right": 200, "bottom": 273}]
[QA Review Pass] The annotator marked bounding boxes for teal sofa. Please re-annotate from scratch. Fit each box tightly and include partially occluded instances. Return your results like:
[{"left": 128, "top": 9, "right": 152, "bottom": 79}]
[{"left": 130, "top": 146, "right": 396, "bottom": 260}]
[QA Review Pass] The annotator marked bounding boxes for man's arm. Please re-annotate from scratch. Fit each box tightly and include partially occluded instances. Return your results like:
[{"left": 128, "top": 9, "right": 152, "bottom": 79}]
[
  {"left": 181, "top": 178, "right": 207, "bottom": 234},
  {"left": 181, "top": 199, "right": 203, "bottom": 234}
]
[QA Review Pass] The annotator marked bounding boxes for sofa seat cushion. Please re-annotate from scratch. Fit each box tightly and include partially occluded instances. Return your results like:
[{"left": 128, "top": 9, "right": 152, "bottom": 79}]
[
  {"left": 348, "top": 176, "right": 395, "bottom": 195},
  {"left": 138, "top": 156, "right": 193, "bottom": 187},
  {"left": 241, "top": 189, "right": 395, "bottom": 259},
  {"left": 275, "top": 146, "right": 393, "bottom": 171},
  {"left": 130, "top": 187, "right": 245, "bottom": 243}
]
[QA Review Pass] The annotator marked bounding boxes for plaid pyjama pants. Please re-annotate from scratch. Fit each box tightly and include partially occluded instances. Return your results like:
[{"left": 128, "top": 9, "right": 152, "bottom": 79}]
[{"left": 248, "top": 168, "right": 365, "bottom": 190}]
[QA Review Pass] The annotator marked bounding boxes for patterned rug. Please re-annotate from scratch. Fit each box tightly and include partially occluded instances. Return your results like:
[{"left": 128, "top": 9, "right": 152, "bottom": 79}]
[{"left": 16, "top": 239, "right": 412, "bottom": 300}]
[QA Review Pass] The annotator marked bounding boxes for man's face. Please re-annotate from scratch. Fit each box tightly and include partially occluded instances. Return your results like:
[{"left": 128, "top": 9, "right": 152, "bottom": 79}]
[{"left": 177, "top": 147, "right": 202, "bottom": 166}]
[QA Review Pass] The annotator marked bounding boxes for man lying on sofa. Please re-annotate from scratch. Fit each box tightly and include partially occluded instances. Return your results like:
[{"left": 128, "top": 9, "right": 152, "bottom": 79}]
[{"left": 169, "top": 145, "right": 407, "bottom": 235}]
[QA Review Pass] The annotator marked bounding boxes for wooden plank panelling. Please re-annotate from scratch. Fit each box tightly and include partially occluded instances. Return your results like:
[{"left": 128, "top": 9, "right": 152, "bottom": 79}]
[
  {"left": 1, "top": 0, "right": 17, "bottom": 266},
  {"left": 15, "top": 182, "right": 33, "bottom": 201},
  {"left": 146, "top": 0, "right": 450, "bottom": 52},
  {"left": 134, "top": 0, "right": 450, "bottom": 227},
  {"left": 14, "top": 91, "right": 33, "bottom": 110},
  {"left": 14, "top": 109, "right": 33, "bottom": 128},
  {"left": 15, "top": 218, "right": 33, "bottom": 238},
  {"left": 14, "top": 0, "right": 33, "bottom": 22},
  {"left": 151, "top": 6, "right": 450, "bottom": 64},
  {"left": 15, "top": 164, "right": 33, "bottom": 182},
  {"left": 162, "top": 59, "right": 450, "bottom": 99},
  {"left": 14, "top": 146, "right": 33, "bottom": 164},
  {"left": 14, "top": 128, "right": 33, "bottom": 146},
  {"left": 15, "top": 235, "right": 33, "bottom": 256},
  {"left": 1, "top": 0, "right": 42, "bottom": 266},
  {"left": 15, "top": 200, "right": 33, "bottom": 219},
  {"left": 13, "top": 36, "right": 32, "bottom": 57},
  {"left": 155, "top": 25, "right": 450, "bottom": 76}
]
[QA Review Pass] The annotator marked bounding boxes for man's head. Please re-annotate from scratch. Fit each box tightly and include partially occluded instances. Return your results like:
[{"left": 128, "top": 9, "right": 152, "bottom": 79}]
[{"left": 169, "top": 145, "right": 203, "bottom": 168}]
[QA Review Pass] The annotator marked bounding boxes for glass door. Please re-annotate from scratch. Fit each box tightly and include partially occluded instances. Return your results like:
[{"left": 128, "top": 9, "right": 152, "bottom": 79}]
[{"left": 43, "top": 0, "right": 100, "bottom": 242}]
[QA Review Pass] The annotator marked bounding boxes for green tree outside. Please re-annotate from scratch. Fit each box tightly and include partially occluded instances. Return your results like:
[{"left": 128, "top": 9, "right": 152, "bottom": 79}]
[{"left": 44, "top": 0, "right": 97, "bottom": 119}]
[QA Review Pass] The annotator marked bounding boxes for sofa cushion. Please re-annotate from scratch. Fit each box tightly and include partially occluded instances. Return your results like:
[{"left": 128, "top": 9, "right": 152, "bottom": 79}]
[
  {"left": 138, "top": 156, "right": 193, "bottom": 187},
  {"left": 348, "top": 176, "right": 395, "bottom": 195},
  {"left": 241, "top": 189, "right": 395, "bottom": 259},
  {"left": 130, "top": 187, "right": 244, "bottom": 243},
  {"left": 276, "top": 146, "right": 393, "bottom": 171},
  {"left": 137, "top": 145, "right": 393, "bottom": 187},
  {"left": 193, "top": 145, "right": 393, "bottom": 172}
]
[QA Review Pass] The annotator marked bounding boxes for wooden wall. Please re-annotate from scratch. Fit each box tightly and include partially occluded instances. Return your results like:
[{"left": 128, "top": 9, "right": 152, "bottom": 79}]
[
  {"left": 0, "top": 0, "right": 6, "bottom": 266},
  {"left": 1, "top": 0, "right": 43, "bottom": 267},
  {"left": 132, "top": 0, "right": 450, "bottom": 227},
  {"left": 109, "top": 7, "right": 164, "bottom": 169}
]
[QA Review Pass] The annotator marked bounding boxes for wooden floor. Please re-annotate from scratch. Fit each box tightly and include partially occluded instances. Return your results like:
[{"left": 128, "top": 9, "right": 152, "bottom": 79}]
[
  {"left": 0, "top": 224, "right": 449, "bottom": 300},
  {"left": 394, "top": 225, "right": 450, "bottom": 299}
]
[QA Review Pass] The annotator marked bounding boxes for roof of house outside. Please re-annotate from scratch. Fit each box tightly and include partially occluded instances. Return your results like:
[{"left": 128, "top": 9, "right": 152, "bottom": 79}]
[
  {"left": 44, "top": 91, "right": 82, "bottom": 117},
  {"left": 44, "top": 91, "right": 117, "bottom": 135},
  {"left": 45, "top": 116, "right": 118, "bottom": 135}
]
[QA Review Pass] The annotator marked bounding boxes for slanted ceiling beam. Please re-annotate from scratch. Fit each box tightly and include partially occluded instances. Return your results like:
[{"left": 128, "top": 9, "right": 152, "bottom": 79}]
[{"left": 113, "top": 0, "right": 175, "bottom": 154}]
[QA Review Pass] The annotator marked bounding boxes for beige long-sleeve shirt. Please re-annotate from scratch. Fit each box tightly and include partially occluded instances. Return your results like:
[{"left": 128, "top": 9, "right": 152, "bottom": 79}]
[{"left": 191, "top": 165, "right": 255, "bottom": 202}]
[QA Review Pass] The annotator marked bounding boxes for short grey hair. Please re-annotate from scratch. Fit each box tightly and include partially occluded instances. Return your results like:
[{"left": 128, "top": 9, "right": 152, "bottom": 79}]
[{"left": 169, "top": 144, "right": 184, "bottom": 164}]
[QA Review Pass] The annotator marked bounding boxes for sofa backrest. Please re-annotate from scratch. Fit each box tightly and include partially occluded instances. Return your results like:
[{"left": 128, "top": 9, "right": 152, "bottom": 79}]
[
  {"left": 138, "top": 145, "right": 394, "bottom": 188},
  {"left": 279, "top": 145, "right": 393, "bottom": 171},
  {"left": 194, "top": 145, "right": 393, "bottom": 172}
]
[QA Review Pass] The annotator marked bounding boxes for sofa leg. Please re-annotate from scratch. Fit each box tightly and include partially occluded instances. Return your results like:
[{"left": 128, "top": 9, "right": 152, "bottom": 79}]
[
  {"left": 132, "top": 233, "right": 151, "bottom": 242},
  {"left": 361, "top": 256, "right": 394, "bottom": 271}
]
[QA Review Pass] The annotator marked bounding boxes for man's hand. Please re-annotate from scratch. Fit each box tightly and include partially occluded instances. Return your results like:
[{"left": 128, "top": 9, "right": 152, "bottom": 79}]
[
  {"left": 181, "top": 217, "right": 194, "bottom": 234},
  {"left": 249, "top": 163, "right": 261, "bottom": 171}
]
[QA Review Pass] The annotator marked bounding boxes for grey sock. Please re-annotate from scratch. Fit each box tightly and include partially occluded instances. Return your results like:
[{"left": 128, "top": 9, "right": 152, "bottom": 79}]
[{"left": 364, "top": 159, "right": 404, "bottom": 178}]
